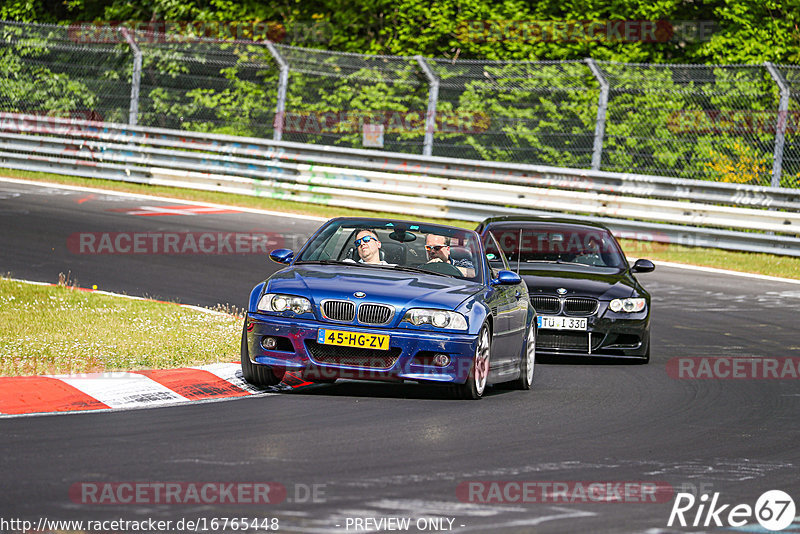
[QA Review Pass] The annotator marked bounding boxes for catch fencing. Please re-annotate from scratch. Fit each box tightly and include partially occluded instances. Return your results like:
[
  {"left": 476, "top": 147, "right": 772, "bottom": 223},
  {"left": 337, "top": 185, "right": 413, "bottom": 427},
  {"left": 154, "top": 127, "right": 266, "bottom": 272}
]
[{"left": 1, "top": 20, "right": 799, "bottom": 188}]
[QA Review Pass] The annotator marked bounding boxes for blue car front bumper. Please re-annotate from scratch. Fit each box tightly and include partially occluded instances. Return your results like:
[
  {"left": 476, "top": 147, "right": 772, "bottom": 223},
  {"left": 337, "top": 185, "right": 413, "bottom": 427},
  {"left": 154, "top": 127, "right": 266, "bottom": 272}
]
[{"left": 245, "top": 313, "right": 479, "bottom": 384}]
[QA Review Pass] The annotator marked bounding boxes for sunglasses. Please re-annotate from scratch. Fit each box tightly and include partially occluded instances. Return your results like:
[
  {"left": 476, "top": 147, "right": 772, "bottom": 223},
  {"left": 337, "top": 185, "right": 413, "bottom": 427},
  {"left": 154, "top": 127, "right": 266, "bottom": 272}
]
[
  {"left": 355, "top": 235, "right": 378, "bottom": 247},
  {"left": 425, "top": 244, "right": 448, "bottom": 252}
]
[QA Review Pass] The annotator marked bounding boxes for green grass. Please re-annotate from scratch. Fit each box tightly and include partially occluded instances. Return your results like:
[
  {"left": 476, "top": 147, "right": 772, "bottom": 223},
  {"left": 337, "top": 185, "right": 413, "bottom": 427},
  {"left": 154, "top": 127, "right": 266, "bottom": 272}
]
[
  {"left": 0, "top": 278, "right": 242, "bottom": 377},
  {"left": 3, "top": 167, "right": 799, "bottom": 280}
]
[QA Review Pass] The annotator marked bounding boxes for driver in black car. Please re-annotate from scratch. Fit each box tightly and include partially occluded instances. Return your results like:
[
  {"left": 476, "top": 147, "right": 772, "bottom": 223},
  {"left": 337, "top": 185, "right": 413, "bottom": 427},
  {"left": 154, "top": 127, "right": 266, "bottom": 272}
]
[{"left": 425, "top": 233, "right": 475, "bottom": 277}]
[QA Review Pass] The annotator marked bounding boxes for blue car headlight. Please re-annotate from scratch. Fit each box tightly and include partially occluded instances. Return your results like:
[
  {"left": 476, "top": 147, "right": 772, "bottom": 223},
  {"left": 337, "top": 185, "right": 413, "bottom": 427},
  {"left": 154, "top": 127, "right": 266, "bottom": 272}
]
[
  {"left": 402, "top": 309, "right": 468, "bottom": 331},
  {"left": 609, "top": 298, "right": 646, "bottom": 313},
  {"left": 258, "top": 293, "right": 312, "bottom": 314}
]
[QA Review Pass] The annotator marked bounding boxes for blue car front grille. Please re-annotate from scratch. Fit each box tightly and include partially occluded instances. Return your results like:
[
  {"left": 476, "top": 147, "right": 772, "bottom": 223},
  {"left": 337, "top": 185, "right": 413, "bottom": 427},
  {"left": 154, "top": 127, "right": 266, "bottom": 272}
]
[
  {"left": 321, "top": 300, "right": 394, "bottom": 325},
  {"left": 357, "top": 303, "right": 394, "bottom": 325},
  {"left": 305, "top": 340, "right": 401, "bottom": 369},
  {"left": 322, "top": 300, "right": 356, "bottom": 322}
]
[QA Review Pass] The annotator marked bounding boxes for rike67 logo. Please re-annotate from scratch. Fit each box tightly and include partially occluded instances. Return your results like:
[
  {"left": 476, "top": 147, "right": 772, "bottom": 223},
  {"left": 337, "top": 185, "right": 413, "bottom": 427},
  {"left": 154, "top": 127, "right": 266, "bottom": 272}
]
[{"left": 668, "top": 490, "right": 796, "bottom": 531}]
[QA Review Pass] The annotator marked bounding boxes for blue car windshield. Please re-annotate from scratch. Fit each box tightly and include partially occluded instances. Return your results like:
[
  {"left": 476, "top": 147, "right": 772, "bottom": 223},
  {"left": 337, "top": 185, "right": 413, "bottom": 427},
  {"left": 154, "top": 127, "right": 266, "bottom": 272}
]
[{"left": 296, "top": 219, "right": 483, "bottom": 282}]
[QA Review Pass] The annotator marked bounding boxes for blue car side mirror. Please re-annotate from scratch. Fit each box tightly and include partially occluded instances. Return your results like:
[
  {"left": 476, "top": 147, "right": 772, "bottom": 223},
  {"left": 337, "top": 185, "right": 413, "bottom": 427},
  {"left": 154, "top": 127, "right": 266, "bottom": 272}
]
[
  {"left": 269, "top": 248, "right": 294, "bottom": 264},
  {"left": 491, "top": 270, "right": 521, "bottom": 286}
]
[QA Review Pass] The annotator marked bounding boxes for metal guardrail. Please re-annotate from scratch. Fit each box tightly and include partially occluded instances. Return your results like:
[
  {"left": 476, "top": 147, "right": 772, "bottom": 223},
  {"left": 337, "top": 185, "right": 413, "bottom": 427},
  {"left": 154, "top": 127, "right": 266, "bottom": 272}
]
[{"left": 1, "top": 112, "right": 800, "bottom": 256}]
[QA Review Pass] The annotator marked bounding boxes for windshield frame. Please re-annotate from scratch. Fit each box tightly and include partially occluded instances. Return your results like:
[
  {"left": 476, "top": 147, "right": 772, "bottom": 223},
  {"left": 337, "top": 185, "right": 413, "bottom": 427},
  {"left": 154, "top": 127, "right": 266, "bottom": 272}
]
[{"left": 294, "top": 217, "right": 486, "bottom": 284}]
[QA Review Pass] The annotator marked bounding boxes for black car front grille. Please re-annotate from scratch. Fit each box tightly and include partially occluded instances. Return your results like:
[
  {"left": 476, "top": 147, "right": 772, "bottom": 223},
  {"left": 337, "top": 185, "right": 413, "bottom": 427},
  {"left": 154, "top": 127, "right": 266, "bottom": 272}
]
[
  {"left": 357, "top": 303, "right": 394, "bottom": 325},
  {"left": 305, "top": 341, "right": 401, "bottom": 369},
  {"left": 564, "top": 297, "right": 598, "bottom": 316},
  {"left": 538, "top": 332, "right": 601, "bottom": 352},
  {"left": 531, "top": 296, "right": 560, "bottom": 314},
  {"left": 531, "top": 296, "right": 598, "bottom": 316},
  {"left": 322, "top": 300, "right": 355, "bottom": 322}
]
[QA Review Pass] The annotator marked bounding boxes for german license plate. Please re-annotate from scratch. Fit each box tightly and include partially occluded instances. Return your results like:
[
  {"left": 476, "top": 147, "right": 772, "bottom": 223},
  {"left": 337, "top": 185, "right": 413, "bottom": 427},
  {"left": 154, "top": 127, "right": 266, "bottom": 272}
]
[
  {"left": 537, "top": 316, "right": 588, "bottom": 331},
  {"left": 317, "top": 329, "right": 390, "bottom": 350}
]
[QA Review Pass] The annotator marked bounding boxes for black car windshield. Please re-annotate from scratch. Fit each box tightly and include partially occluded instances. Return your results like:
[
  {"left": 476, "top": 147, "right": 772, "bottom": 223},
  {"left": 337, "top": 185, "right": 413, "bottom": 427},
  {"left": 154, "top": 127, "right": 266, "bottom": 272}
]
[
  {"left": 488, "top": 225, "right": 627, "bottom": 269},
  {"left": 296, "top": 218, "right": 483, "bottom": 282}
]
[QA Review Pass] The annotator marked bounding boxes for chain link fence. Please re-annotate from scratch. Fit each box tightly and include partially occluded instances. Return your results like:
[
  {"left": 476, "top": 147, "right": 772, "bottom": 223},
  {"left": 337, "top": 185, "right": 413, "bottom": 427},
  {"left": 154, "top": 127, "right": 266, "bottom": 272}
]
[
  {"left": 1, "top": 20, "right": 798, "bottom": 188},
  {"left": 782, "top": 65, "right": 800, "bottom": 186}
]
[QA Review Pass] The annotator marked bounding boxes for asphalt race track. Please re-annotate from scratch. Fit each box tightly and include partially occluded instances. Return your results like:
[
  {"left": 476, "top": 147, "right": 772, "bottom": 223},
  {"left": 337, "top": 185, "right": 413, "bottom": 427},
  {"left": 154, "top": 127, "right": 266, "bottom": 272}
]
[{"left": 1, "top": 178, "right": 799, "bottom": 533}]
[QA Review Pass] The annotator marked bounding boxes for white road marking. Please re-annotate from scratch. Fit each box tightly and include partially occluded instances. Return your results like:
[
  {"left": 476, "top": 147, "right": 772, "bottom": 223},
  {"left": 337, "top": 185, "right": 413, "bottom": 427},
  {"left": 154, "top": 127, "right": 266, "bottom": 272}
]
[
  {"left": 55, "top": 372, "right": 190, "bottom": 408},
  {"left": 193, "top": 362, "right": 272, "bottom": 395}
]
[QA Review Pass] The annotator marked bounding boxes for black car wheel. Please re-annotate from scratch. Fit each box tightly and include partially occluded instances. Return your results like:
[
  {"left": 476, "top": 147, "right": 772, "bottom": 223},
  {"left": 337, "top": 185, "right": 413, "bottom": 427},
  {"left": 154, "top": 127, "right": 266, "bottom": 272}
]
[
  {"left": 455, "top": 324, "right": 491, "bottom": 400},
  {"left": 512, "top": 321, "right": 535, "bottom": 389},
  {"left": 240, "top": 319, "right": 283, "bottom": 386}
]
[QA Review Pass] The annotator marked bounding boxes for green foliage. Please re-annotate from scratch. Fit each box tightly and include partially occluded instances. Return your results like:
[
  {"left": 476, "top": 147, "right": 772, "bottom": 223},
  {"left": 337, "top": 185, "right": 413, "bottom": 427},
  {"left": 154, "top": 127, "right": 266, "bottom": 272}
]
[
  {"left": 0, "top": 46, "right": 98, "bottom": 114},
  {"left": 5, "top": 0, "right": 799, "bottom": 64},
  {"left": 1, "top": 1, "right": 798, "bottom": 185}
]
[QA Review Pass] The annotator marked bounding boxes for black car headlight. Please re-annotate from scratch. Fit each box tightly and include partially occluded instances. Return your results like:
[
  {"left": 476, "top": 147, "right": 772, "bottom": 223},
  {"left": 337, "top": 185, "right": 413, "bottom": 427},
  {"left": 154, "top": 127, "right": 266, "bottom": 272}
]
[
  {"left": 258, "top": 293, "right": 312, "bottom": 314},
  {"left": 402, "top": 309, "right": 468, "bottom": 330},
  {"left": 609, "top": 298, "right": 646, "bottom": 313}
]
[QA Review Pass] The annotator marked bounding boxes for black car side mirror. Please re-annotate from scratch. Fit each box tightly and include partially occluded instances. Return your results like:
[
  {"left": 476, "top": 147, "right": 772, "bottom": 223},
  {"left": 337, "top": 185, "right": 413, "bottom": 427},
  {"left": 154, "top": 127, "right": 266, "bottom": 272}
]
[{"left": 631, "top": 259, "right": 655, "bottom": 273}]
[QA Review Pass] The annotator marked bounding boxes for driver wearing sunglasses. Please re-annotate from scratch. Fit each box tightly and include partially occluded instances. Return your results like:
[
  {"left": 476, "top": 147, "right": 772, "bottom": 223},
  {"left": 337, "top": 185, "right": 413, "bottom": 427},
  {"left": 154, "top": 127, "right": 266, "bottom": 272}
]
[
  {"left": 425, "top": 234, "right": 475, "bottom": 276},
  {"left": 354, "top": 229, "right": 387, "bottom": 264}
]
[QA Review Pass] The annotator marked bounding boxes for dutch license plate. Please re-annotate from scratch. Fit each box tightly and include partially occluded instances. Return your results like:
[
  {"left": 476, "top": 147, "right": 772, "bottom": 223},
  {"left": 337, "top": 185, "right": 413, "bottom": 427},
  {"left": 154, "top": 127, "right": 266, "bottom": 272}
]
[
  {"left": 317, "top": 329, "right": 390, "bottom": 350},
  {"left": 537, "top": 315, "right": 588, "bottom": 331}
]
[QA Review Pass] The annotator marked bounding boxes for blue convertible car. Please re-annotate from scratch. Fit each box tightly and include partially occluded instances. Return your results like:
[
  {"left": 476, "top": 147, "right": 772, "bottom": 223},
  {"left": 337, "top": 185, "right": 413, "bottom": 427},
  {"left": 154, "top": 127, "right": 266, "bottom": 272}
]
[{"left": 241, "top": 217, "right": 536, "bottom": 399}]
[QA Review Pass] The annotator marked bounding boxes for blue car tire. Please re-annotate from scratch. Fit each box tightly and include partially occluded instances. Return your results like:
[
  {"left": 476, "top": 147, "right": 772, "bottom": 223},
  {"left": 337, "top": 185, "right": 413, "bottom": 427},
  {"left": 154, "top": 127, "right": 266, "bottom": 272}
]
[
  {"left": 240, "top": 319, "right": 283, "bottom": 386},
  {"left": 512, "top": 321, "right": 536, "bottom": 390},
  {"left": 455, "top": 324, "right": 491, "bottom": 400}
]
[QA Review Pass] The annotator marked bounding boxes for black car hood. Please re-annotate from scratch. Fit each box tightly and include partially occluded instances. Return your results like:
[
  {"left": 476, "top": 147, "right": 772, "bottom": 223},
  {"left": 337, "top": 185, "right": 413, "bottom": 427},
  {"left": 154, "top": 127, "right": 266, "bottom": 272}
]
[{"left": 519, "top": 264, "right": 638, "bottom": 300}]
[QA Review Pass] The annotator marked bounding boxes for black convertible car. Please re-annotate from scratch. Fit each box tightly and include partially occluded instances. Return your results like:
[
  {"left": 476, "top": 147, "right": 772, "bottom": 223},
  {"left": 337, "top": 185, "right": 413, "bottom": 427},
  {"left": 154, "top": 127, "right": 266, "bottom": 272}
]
[{"left": 477, "top": 216, "right": 654, "bottom": 362}]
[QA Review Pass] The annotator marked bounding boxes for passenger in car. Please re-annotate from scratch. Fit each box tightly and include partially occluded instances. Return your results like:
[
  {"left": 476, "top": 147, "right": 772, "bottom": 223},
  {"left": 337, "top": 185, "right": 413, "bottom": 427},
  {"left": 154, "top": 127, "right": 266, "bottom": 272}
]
[{"left": 425, "top": 233, "right": 475, "bottom": 277}]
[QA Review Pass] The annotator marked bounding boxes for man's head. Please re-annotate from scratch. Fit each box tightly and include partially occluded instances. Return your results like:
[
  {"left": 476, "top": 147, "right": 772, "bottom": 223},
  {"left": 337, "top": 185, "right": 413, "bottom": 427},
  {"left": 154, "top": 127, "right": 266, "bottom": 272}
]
[
  {"left": 355, "top": 228, "right": 382, "bottom": 264},
  {"left": 425, "top": 234, "right": 451, "bottom": 262}
]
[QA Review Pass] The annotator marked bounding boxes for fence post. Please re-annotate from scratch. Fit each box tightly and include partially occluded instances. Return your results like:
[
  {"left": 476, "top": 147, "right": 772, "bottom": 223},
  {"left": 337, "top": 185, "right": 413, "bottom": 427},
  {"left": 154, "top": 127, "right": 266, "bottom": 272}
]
[
  {"left": 416, "top": 55, "right": 439, "bottom": 157},
  {"left": 265, "top": 42, "right": 289, "bottom": 142},
  {"left": 585, "top": 58, "right": 609, "bottom": 171},
  {"left": 119, "top": 28, "right": 141, "bottom": 127},
  {"left": 765, "top": 62, "right": 790, "bottom": 188}
]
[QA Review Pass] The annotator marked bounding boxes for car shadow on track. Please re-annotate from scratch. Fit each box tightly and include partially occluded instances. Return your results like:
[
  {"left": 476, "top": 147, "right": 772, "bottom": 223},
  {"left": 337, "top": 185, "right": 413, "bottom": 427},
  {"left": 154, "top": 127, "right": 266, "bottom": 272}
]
[
  {"left": 536, "top": 355, "right": 647, "bottom": 365},
  {"left": 277, "top": 380, "right": 520, "bottom": 400}
]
